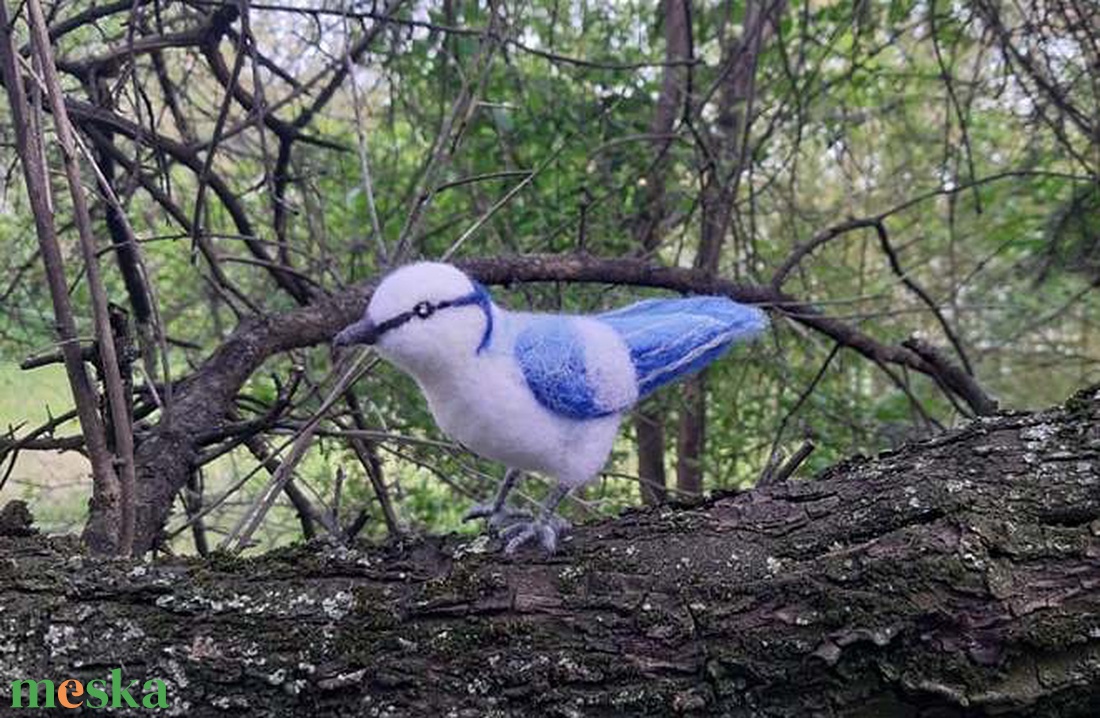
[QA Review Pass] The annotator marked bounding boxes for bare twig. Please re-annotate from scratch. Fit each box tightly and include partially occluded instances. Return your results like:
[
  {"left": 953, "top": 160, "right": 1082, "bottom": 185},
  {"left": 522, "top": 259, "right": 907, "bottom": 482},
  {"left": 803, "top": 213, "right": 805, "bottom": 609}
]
[
  {"left": 340, "top": 392, "right": 401, "bottom": 537},
  {"left": 342, "top": 10, "right": 387, "bottom": 267},
  {"left": 759, "top": 440, "right": 815, "bottom": 486},
  {"left": 226, "top": 351, "right": 376, "bottom": 551},
  {"left": 763, "top": 342, "right": 839, "bottom": 481},
  {"left": 392, "top": 7, "right": 502, "bottom": 260}
]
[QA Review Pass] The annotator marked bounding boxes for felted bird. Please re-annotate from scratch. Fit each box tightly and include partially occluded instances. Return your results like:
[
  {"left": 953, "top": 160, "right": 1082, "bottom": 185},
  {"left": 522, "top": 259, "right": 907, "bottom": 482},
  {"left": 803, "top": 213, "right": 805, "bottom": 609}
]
[{"left": 334, "top": 262, "right": 768, "bottom": 554}]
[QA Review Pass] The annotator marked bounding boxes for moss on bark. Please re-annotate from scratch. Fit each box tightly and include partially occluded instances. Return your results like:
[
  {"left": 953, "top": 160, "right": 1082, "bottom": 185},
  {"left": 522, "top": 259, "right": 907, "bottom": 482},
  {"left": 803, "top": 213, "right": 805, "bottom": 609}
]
[{"left": 2, "top": 387, "right": 1099, "bottom": 716}]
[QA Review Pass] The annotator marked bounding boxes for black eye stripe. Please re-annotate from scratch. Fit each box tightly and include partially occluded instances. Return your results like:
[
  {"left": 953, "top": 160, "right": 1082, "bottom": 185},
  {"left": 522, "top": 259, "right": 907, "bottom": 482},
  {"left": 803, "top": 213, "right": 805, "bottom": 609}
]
[{"left": 370, "top": 287, "right": 489, "bottom": 341}]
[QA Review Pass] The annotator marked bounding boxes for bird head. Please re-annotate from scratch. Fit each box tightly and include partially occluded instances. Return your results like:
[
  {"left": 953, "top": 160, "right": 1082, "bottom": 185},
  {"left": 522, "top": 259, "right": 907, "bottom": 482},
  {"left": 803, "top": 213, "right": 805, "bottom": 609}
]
[{"left": 334, "top": 262, "right": 494, "bottom": 376}]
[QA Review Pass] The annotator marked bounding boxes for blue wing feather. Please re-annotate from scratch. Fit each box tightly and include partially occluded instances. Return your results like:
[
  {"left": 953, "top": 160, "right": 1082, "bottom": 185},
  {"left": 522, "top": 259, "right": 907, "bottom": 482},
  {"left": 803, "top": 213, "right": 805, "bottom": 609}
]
[
  {"left": 599, "top": 297, "right": 767, "bottom": 398},
  {"left": 515, "top": 317, "right": 614, "bottom": 420}
]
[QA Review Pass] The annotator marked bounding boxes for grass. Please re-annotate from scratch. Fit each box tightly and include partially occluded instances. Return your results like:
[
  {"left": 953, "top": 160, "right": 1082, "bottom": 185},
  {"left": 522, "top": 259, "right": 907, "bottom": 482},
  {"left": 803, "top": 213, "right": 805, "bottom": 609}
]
[
  {"left": 0, "top": 362, "right": 77, "bottom": 425},
  {"left": 0, "top": 362, "right": 90, "bottom": 534}
]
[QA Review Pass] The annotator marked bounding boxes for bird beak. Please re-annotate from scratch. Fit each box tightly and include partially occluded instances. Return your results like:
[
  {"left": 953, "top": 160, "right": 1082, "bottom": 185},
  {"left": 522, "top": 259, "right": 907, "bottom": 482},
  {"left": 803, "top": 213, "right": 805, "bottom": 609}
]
[{"left": 334, "top": 317, "right": 379, "bottom": 347}]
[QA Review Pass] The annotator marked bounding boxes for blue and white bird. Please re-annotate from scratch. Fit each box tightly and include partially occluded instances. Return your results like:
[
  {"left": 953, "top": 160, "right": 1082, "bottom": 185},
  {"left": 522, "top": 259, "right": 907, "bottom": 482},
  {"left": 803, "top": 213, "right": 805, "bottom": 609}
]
[{"left": 334, "top": 262, "right": 767, "bottom": 554}]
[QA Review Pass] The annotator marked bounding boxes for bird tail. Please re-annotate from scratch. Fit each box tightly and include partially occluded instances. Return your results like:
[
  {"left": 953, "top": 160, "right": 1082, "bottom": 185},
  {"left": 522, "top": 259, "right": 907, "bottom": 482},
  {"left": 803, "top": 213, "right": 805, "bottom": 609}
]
[{"left": 600, "top": 297, "right": 768, "bottom": 398}]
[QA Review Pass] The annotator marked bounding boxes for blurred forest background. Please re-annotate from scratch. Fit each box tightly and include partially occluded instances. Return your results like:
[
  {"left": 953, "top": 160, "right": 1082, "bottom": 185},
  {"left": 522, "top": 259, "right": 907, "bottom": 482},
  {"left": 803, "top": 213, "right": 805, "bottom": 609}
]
[{"left": 0, "top": 0, "right": 1096, "bottom": 555}]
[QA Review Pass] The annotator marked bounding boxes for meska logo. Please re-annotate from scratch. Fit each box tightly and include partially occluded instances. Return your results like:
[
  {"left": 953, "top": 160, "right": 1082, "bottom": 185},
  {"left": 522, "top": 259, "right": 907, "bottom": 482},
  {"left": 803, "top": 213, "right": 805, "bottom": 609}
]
[{"left": 10, "top": 669, "right": 168, "bottom": 709}]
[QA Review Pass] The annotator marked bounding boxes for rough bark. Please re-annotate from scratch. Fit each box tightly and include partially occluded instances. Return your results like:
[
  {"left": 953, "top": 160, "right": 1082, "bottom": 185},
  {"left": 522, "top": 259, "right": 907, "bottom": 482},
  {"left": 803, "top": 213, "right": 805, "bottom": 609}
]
[{"left": 4, "top": 386, "right": 1099, "bottom": 717}]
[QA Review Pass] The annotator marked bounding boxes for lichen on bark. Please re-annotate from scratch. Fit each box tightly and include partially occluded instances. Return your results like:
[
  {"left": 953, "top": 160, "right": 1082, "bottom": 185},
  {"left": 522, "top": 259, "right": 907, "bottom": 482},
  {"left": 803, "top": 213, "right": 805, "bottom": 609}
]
[{"left": 1, "top": 386, "right": 1099, "bottom": 716}]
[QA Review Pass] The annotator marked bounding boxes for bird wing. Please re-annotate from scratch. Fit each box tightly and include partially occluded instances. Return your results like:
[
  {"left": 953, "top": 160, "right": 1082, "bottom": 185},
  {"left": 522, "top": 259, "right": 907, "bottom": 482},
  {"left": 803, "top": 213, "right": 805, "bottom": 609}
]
[
  {"left": 514, "top": 316, "right": 637, "bottom": 420},
  {"left": 599, "top": 297, "right": 767, "bottom": 399}
]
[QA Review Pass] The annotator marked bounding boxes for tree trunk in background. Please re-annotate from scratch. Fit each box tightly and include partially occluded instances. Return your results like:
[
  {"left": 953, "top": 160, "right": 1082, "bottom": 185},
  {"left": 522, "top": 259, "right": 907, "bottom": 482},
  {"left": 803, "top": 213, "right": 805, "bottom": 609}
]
[
  {"left": 635, "top": 402, "right": 668, "bottom": 504},
  {"left": 676, "top": 370, "right": 707, "bottom": 495},
  {"left": 678, "top": 0, "right": 787, "bottom": 493},
  {"left": 4, "top": 388, "right": 1099, "bottom": 716},
  {"left": 631, "top": 0, "right": 692, "bottom": 502},
  {"left": 632, "top": 0, "right": 691, "bottom": 256}
]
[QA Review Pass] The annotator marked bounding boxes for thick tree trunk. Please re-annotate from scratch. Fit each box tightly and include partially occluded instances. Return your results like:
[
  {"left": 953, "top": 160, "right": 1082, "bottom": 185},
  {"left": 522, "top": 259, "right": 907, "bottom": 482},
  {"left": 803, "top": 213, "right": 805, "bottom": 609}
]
[{"left": 3, "top": 387, "right": 1100, "bottom": 716}]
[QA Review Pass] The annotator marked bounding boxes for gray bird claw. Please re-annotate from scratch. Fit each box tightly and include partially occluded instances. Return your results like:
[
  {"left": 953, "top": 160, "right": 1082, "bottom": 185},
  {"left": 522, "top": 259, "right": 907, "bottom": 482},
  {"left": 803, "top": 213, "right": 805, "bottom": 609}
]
[
  {"left": 500, "top": 516, "right": 570, "bottom": 555},
  {"left": 462, "top": 503, "right": 531, "bottom": 530}
]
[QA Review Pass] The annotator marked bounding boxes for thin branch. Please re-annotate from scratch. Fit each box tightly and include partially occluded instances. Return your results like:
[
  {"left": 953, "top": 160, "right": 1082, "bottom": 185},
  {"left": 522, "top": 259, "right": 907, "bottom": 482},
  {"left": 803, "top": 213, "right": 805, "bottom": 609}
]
[
  {"left": 26, "top": 0, "right": 138, "bottom": 553},
  {"left": 392, "top": 7, "right": 502, "bottom": 260},
  {"left": 759, "top": 441, "right": 815, "bottom": 486},
  {"left": 187, "top": 0, "right": 702, "bottom": 71},
  {"left": 872, "top": 221, "right": 975, "bottom": 377},
  {"left": 342, "top": 10, "right": 387, "bottom": 268},
  {"left": 225, "top": 351, "right": 377, "bottom": 551},
  {"left": 0, "top": 1, "right": 122, "bottom": 554}
]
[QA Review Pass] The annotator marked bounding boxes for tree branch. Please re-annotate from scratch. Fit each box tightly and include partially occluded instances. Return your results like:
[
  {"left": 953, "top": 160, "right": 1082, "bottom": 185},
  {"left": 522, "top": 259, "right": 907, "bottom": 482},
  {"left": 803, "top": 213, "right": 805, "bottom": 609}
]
[{"left": 4, "top": 388, "right": 1099, "bottom": 714}]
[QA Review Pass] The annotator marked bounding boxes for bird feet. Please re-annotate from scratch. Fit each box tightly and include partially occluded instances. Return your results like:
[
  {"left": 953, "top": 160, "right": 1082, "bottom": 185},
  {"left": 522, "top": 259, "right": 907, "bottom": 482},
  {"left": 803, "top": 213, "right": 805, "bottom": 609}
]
[
  {"left": 499, "top": 515, "right": 570, "bottom": 555},
  {"left": 462, "top": 503, "right": 531, "bottom": 531}
]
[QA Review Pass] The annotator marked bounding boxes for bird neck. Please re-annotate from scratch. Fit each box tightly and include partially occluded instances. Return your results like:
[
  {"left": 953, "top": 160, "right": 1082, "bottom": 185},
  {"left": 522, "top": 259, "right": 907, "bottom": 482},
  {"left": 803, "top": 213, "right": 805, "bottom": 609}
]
[{"left": 406, "top": 343, "right": 485, "bottom": 406}]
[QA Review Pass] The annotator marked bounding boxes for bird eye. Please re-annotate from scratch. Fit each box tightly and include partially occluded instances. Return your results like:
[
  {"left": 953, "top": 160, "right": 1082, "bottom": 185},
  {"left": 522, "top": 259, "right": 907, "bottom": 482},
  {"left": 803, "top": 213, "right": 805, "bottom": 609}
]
[{"left": 413, "top": 301, "right": 435, "bottom": 319}]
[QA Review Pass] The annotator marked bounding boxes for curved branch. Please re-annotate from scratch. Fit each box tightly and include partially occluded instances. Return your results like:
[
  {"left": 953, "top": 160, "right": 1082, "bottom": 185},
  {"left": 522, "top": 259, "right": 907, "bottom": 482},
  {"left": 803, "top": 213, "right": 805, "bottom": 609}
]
[{"left": 873, "top": 221, "right": 975, "bottom": 377}]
